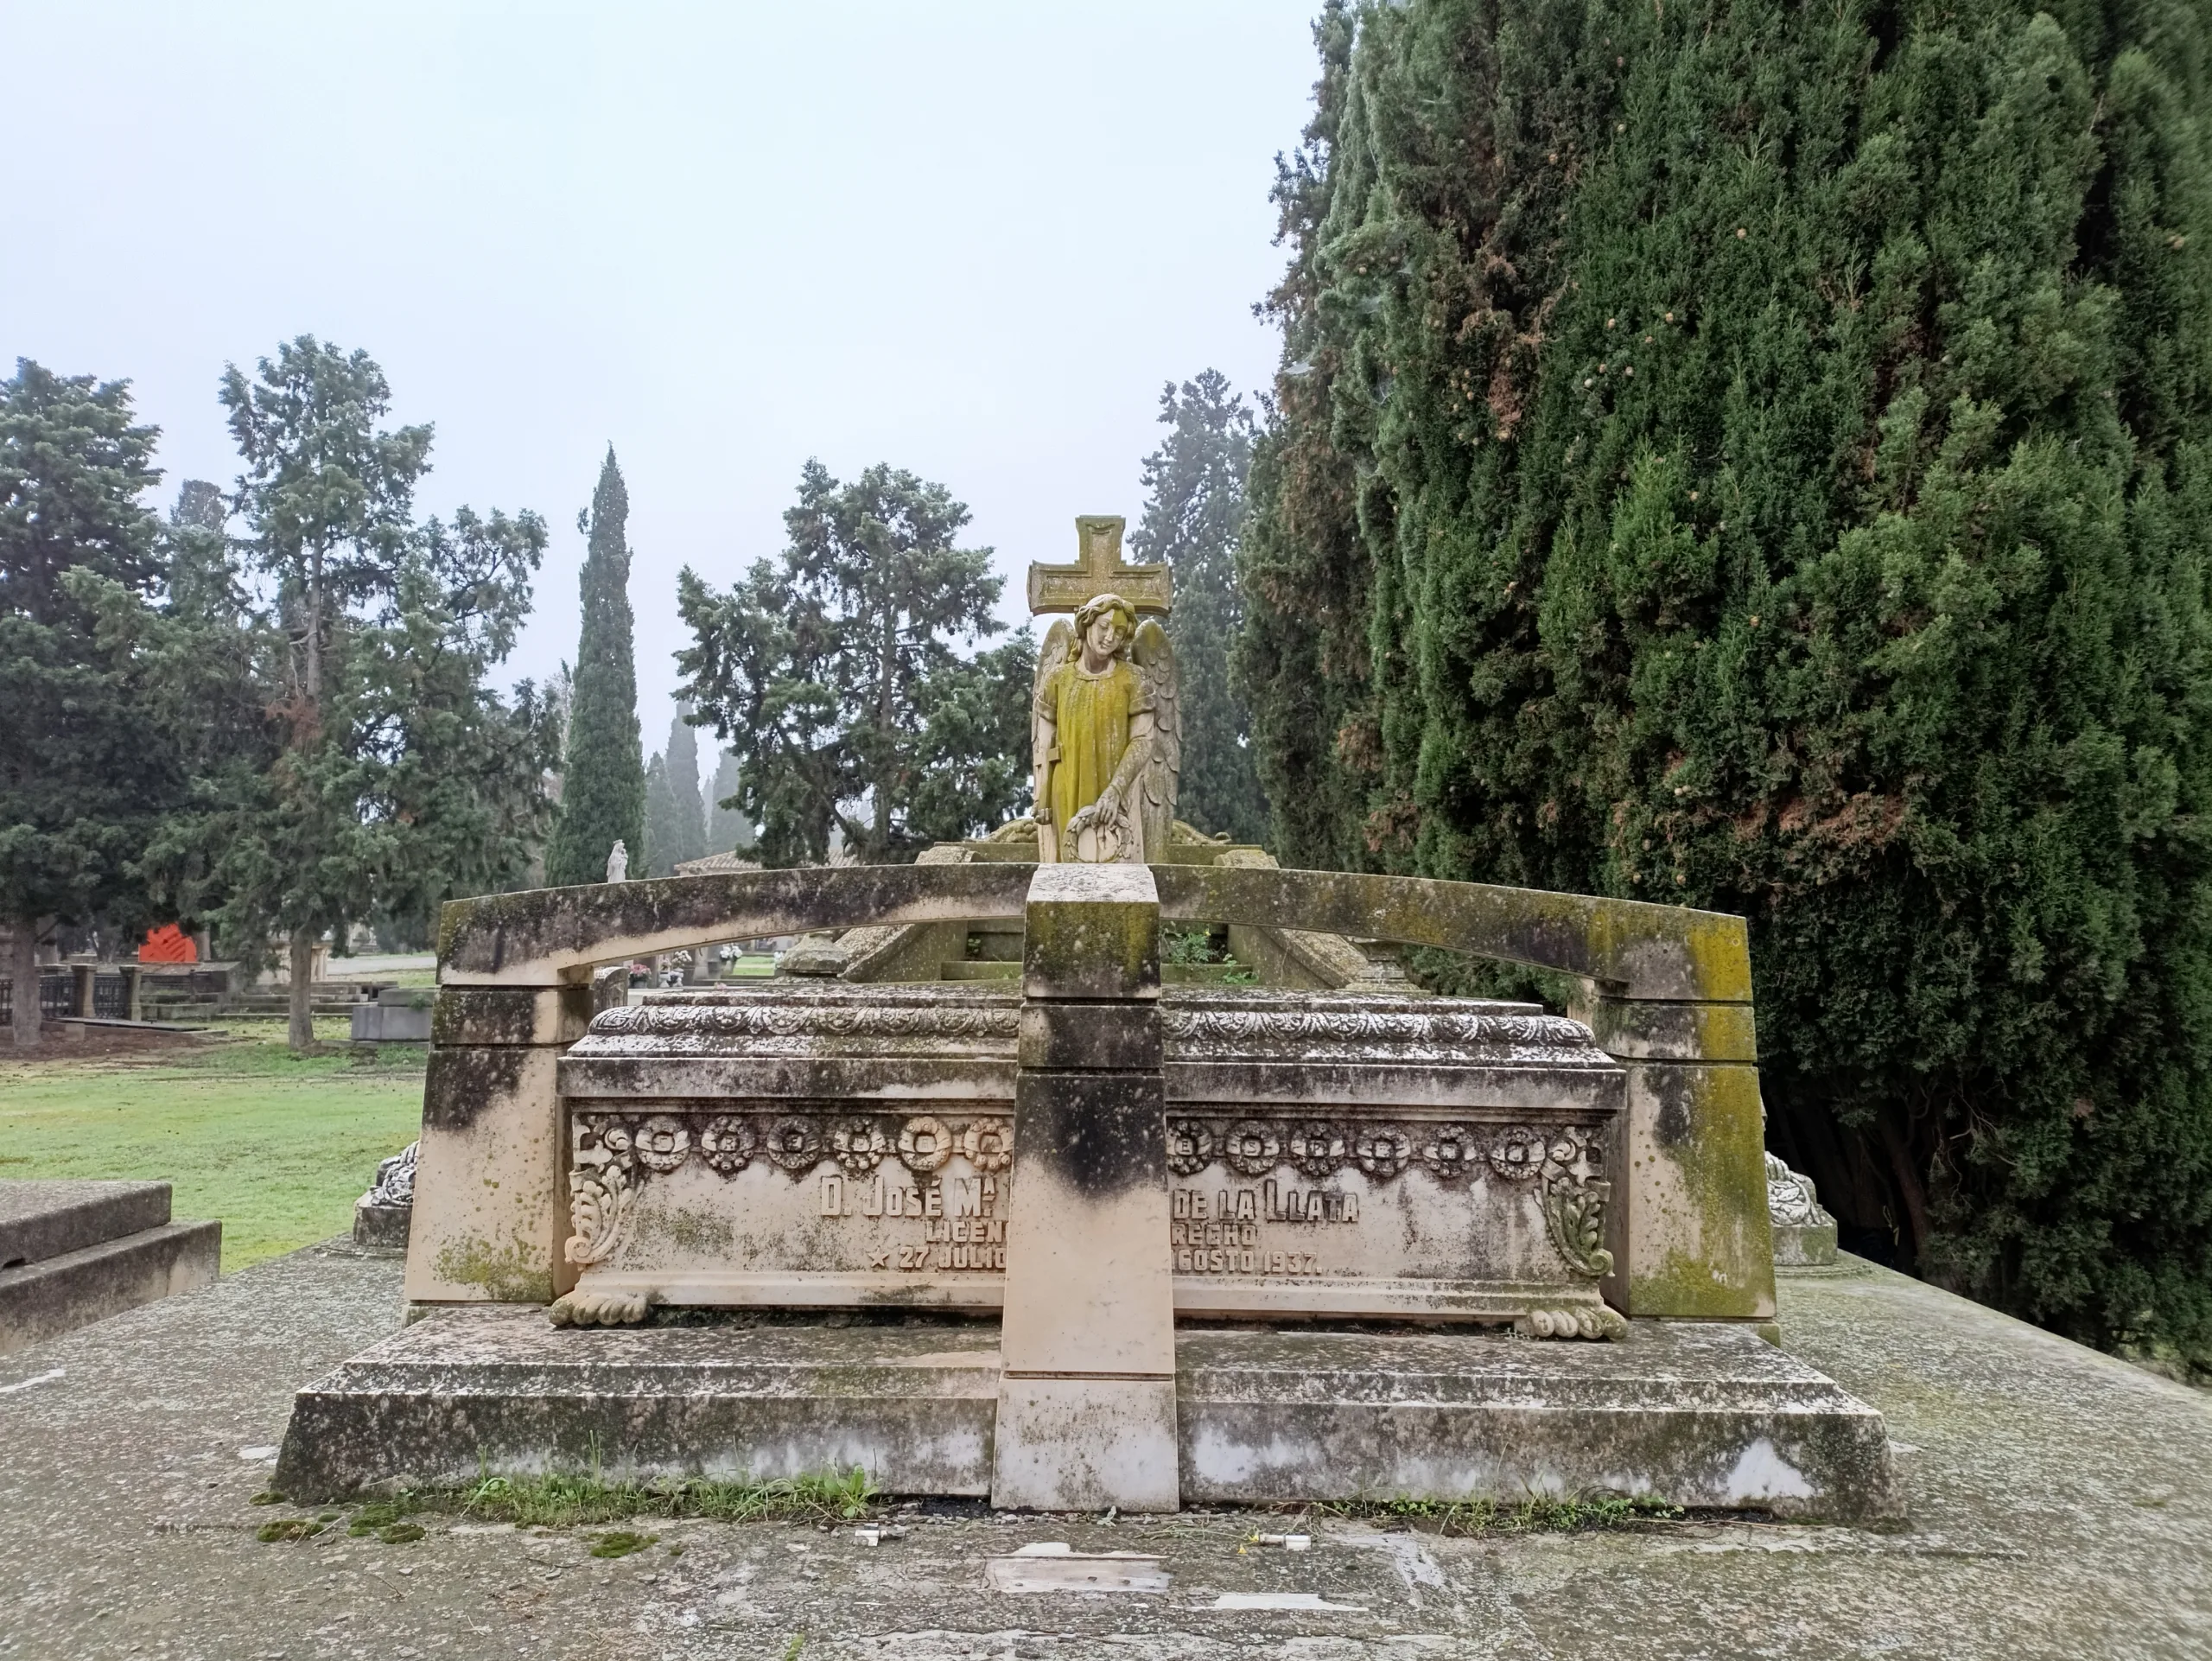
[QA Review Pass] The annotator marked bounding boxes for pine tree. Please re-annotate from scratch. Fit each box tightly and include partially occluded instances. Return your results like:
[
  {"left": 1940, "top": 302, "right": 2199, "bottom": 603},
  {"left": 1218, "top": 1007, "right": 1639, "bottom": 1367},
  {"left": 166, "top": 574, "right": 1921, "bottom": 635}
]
[
  {"left": 543, "top": 449, "right": 645, "bottom": 887},
  {"left": 664, "top": 710, "right": 708, "bottom": 869},
  {"left": 0, "top": 360, "right": 168, "bottom": 1047},
  {"left": 1243, "top": 0, "right": 2212, "bottom": 1363},
  {"left": 1131, "top": 371, "right": 1269, "bottom": 844},
  {"left": 212, "top": 337, "right": 554, "bottom": 1049},
  {"left": 677, "top": 461, "right": 1028, "bottom": 865},
  {"left": 707, "top": 748, "right": 755, "bottom": 853}
]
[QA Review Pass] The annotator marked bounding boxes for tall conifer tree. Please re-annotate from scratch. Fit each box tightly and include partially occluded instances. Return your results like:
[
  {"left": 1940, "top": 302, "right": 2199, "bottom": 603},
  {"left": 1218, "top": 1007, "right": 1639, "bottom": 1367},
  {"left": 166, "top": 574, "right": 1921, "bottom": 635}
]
[
  {"left": 1243, "top": 0, "right": 2212, "bottom": 1361},
  {"left": 212, "top": 338, "right": 552, "bottom": 1049},
  {"left": 664, "top": 710, "right": 708, "bottom": 869},
  {"left": 544, "top": 449, "right": 645, "bottom": 886},
  {"left": 707, "top": 748, "right": 755, "bottom": 853},
  {"left": 642, "top": 751, "right": 680, "bottom": 877},
  {"left": 1131, "top": 371, "right": 1268, "bottom": 844},
  {"left": 0, "top": 361, "right": 167, "bottom": 1047}
]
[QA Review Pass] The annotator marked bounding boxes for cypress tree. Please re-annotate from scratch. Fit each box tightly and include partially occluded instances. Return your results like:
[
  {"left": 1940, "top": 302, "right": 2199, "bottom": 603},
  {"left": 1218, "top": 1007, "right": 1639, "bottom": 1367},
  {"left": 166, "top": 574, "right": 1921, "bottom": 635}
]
[
  {"left": 707, "top": 748, "right": 756, "bottom": 853},
  {"left": 642, "top": 751, "right": 681, "bottom": 877},
  {"left": 664, "top": 710, "right": 708, "bottom": 869},
  {"left": 1243, "top": 0, "right": 2212, "bottom": 1363},
  {"left": 544, "top": 449, "right": 645, "bottom": 887},
  {"left": 1131, "top": 371, "right": 1270, "bottom": 844}
]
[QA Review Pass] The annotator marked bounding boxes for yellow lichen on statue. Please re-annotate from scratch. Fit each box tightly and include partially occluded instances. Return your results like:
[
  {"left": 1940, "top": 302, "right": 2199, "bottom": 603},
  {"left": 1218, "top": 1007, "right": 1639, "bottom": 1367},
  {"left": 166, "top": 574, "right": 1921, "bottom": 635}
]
[
  {"left": 1024, "top": 517, "right": 1182, "bottom": 863},
  {"left": 1033, "top": 593, "right": 1155, "bottom": 862}
]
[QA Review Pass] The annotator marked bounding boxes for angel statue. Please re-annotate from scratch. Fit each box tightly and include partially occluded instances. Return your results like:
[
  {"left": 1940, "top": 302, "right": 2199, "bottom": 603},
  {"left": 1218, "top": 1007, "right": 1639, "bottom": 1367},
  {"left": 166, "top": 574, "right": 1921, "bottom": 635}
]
[{"left": 1031, "top": 591, "right": 1180, "bottom": 862}]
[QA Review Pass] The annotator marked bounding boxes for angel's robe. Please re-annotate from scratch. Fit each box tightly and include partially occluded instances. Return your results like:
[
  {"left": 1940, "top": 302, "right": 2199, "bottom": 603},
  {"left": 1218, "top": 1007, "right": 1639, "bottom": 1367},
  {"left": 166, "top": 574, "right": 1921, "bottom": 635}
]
[{"left": 1035, "top": 657, "right": 1154, "bottom": 837}]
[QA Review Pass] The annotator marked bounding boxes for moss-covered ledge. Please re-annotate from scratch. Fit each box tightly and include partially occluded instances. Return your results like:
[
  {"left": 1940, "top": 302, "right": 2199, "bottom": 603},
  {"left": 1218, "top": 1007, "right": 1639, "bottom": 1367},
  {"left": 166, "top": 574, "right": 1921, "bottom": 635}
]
[
  {"left": 436, "top": 863, "right": 1035, "bottom": 985},
  {"left": 1148, "top": 864, "right": 1751, "bottom": 1004}
]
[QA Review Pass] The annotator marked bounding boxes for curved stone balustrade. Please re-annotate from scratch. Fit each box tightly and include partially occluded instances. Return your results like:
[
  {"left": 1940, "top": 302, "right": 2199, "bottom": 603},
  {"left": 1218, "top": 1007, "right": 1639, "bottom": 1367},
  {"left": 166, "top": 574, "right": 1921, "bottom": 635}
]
[
  {"left": 435, "top": 860, "right": 1745, "bottom": 1002},
  {"left": 410, "top": 861, "right": 1774, "bottom": 1325}
]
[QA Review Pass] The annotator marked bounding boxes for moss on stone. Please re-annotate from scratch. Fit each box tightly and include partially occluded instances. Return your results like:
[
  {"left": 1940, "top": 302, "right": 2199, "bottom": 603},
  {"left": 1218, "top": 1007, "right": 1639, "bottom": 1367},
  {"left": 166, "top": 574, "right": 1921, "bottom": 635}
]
[{"left": 430, "top": 1233, "right": 555, "bottom": 1304}]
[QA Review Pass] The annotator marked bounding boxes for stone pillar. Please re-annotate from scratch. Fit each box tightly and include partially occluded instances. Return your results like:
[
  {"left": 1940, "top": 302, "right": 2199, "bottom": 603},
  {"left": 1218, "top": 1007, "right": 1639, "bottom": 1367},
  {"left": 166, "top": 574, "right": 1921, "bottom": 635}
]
[
  {"left": 70, "top": 963, "right": 94, "bottom": 1018},
  {"left": 1578, "top": 994, "right": 1777, "bottom": 1323},
  {"left": 403, "top": 982, "right": 593, "bottom": 1307},
  {"left": 991, "top": 863, "right": 1179, "bottom": 1512},
  {"left": 118, "top": 964, "right": 140, "bottom": 1021}
]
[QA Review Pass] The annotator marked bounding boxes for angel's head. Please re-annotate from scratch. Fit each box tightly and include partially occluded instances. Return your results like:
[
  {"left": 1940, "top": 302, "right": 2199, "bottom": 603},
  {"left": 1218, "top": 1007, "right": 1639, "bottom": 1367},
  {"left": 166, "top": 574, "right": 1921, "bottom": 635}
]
[{"left": 1074, "top": 592, "right": 1138, "bottom": 662}]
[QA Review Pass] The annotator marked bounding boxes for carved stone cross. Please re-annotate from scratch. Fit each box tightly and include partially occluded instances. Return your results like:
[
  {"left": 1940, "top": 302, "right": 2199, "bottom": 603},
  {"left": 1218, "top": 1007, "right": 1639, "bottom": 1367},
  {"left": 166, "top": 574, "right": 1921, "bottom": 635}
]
[{"left": 1025, "top": 515, "right": 1173, "bottom": 617}]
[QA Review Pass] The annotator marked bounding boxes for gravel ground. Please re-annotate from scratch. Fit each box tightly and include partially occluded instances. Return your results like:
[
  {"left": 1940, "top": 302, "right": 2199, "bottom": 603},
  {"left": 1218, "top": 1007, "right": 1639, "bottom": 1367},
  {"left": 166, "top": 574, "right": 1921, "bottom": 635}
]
[{"left": 2, "top": 1241, "right": 2208, "bottom": 1658}]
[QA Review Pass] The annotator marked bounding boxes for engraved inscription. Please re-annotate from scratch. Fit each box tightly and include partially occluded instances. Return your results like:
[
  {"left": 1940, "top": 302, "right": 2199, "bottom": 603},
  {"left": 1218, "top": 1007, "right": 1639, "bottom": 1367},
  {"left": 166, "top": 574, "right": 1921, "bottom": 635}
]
[
  {"left": 1171, "top": 1184, "right": 1351, "bottom": 1276},
  {"left": 817, "top": 1171, "right": 1006, "bottom": 1272}
]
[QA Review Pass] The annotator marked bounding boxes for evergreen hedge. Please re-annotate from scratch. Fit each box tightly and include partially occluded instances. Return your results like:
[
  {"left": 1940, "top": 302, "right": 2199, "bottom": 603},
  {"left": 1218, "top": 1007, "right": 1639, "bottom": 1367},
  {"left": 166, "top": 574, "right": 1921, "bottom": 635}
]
[{"left": 1239, "top": 0, "right": 2212, "bottom": 1361}]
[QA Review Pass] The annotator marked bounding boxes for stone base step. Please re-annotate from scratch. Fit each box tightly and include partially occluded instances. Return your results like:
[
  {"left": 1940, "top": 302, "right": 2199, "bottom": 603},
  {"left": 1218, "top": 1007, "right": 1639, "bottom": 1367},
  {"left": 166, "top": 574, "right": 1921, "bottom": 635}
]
[
  {"left": 0, "top": 1219, "right": 222, "bottom": 1355},
  {"left": 274, "top": 1309, "right": 1897, "bottom": 1521},
  {"left": 0, "top": 1180, "right": 173, "bottom": 1269}
]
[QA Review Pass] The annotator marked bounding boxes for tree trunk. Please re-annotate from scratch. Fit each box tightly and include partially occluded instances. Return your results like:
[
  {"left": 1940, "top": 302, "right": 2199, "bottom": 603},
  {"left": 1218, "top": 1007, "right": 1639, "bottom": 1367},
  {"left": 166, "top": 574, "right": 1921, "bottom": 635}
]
[
  {"left": 9, "top": 915, "right": 41, "bottom": 1050},
  {"left": 1876, "top": 1109, "right": 1932, "bottom": 1273},
  {"left": 288, "top": 926, "right": 317, "bottom": 1053}
]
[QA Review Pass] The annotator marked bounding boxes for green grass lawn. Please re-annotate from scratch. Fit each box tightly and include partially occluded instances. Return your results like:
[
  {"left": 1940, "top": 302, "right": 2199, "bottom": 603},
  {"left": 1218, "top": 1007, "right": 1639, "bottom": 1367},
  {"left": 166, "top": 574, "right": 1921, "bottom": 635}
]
[{"left": 0, "top": 1021, "right": 424, "bottom": 1271}]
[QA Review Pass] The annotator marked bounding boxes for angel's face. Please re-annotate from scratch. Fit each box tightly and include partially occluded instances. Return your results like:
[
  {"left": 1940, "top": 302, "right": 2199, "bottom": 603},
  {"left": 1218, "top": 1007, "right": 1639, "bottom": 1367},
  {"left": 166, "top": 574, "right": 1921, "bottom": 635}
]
[{"left": 1084, "top": 613, "right": 1128, "bottom": 659}]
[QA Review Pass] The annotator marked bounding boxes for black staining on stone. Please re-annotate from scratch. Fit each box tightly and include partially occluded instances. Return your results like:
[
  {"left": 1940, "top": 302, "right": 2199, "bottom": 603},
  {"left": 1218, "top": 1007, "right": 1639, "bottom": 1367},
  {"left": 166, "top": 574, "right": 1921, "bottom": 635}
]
[
  {"left": 431, "top": 987, "right": 583, "bottom": 1048},
  {"left": 1014, "top": 1071, "right": 1168, "bottom": 1199},
  {"left": 1018, "top": 1003, "right": 1163, "bottom": 1072},
  {"left": 422, "top": 1047, "right": 531, "bottom": 1132},
  {"left": 1649, "top": 1067, "right": 1694, "bottom": 1149}
]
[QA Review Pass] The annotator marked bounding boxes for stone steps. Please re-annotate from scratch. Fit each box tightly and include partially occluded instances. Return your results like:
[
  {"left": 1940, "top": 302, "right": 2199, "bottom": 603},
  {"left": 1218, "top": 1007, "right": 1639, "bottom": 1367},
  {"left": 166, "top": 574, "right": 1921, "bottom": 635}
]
[{"left": 0, "top": 1181, "right": 221, "bottom": 1355}]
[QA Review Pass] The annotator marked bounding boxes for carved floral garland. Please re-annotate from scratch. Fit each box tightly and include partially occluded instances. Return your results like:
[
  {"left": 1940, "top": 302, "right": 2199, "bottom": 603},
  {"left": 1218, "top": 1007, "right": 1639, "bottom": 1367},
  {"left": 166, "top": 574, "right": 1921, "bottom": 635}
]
[
  {"left": 1164, "top": 1115, "right": 1615, "bottom": 1281},
  {"left": 564, "top": 1108, "right": 1018, "bottom": 1265},
  {"left": 564, "top": 1104, "right": 1614, "bottom": 1283}
]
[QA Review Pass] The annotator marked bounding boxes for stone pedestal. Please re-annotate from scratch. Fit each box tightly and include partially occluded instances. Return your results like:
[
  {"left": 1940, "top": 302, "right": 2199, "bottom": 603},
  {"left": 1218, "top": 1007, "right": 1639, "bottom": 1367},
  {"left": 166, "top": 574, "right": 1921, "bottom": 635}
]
[
  {"left": 992, "top": 863, "right": 1179, "bottom": 1512},
  {"left": 404, "top": 986, "right": 590, "bottom": 1307}
]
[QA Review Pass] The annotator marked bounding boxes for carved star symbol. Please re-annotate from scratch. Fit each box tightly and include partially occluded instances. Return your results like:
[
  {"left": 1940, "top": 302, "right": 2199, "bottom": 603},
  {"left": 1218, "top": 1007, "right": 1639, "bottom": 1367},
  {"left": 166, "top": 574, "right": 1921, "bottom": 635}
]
[{"left": 868, "top": 1250, "right": 890, "bottom": 1270}]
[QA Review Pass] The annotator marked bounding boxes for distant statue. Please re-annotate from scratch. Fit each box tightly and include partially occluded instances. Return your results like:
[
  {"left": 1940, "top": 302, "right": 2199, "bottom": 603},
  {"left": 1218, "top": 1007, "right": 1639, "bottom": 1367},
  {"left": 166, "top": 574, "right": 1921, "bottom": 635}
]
[
  {"left": 605, "top": 839, "right": 629, "bottom": 883},
  {"left": 1031, "top": 591, "right": 1179, "bottom": 863}
]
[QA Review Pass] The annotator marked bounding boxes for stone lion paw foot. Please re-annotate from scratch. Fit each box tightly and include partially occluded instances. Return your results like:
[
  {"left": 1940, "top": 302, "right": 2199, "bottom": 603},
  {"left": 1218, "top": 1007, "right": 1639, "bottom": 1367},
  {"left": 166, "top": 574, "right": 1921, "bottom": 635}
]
[{"left": 548, "top": 1287, "right": 653, "bottom": 1327}]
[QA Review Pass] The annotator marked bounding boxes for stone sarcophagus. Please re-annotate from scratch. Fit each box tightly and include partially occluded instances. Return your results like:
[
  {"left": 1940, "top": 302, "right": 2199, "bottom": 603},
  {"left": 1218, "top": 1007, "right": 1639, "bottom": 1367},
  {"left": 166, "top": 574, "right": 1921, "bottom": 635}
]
[{"left": 554, "top": 982, "right": 1626, "bottom": 1338}]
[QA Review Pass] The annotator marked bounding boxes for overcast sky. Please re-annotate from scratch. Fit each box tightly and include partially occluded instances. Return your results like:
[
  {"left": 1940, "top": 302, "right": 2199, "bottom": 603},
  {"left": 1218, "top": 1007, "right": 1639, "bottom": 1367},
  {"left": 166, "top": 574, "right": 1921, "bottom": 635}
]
[{"left": 5, "top": 3, "right": 1318, "bottom": 758}]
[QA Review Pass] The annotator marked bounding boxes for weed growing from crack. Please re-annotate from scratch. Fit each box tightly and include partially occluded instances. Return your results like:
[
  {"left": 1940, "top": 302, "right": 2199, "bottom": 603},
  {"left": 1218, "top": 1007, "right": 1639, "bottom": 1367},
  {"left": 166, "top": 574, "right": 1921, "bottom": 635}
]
[
  {"left": 424, "top": 1466, "right": 874, "bottom": 1529},
  {"left": 1314, "top": 1493, "right": 1681, "bottom": 1535}
]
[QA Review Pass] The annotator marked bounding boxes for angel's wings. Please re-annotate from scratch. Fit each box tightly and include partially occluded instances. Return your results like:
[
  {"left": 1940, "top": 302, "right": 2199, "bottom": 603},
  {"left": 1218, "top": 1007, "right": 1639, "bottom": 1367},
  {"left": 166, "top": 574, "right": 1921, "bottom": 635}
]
[
  {"left": 1132, "top": 618, "right": 1179, "bottom": 861},
  {"left": 1034, "top": 618, "right": 1074, "bottom": 704}
]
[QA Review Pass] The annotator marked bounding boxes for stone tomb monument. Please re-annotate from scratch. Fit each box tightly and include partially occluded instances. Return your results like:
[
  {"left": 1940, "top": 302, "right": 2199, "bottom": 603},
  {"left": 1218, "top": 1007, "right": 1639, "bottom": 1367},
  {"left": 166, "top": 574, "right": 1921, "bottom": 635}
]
[{"left": 277, "top": 519, "right": 1896, "bottom": 1518}]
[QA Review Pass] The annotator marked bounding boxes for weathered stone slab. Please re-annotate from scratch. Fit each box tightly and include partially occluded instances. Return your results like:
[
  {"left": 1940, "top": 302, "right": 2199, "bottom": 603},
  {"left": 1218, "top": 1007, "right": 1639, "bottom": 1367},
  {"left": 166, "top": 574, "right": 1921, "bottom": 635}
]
[
  {"left": 0, "top": 1179, "right": 173, "bottom": 1270},
  {"left": 551, "top": 984, "right": 1629, "bottom": 1332},
  {"left": 0, "top": 1218, "right": 221, "bottom": 1354},
  {"left": 21, "top": 1242, "right": 2212, "bottom": 1657},
  {"left": 1178, "top": 1321, "right": 1898, "bottom": 1523},
  {"left": 352, "top": 1200, "right": 410, "bottom": 1250},
  {"left": 274, "top": 1307, "right": 1001, "bottom": 1500},
  {"left": 272, "top": 1308, "right": 1896, "bottom": 1520}
]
